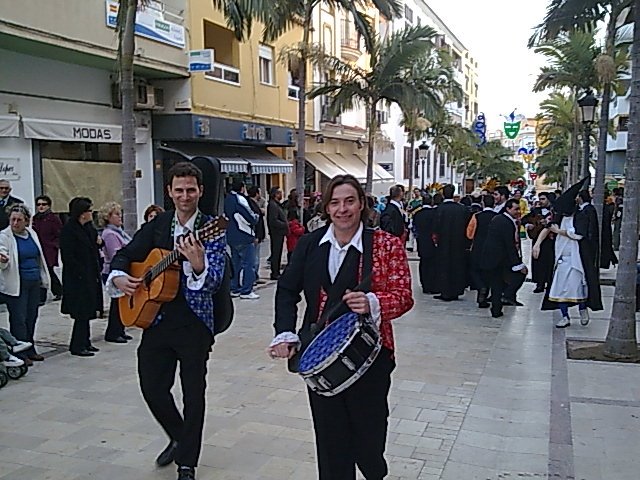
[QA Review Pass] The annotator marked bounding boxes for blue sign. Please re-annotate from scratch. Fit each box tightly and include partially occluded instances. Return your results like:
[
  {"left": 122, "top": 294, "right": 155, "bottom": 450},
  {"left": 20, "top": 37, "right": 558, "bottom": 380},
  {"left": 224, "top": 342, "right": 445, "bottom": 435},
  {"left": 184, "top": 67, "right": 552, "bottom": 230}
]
[
  {"left": 473, "top": 113, "right": 487, "bottom": 147},
  {"left": 188, "top": 50, "right": 214, "bottom": 72}
]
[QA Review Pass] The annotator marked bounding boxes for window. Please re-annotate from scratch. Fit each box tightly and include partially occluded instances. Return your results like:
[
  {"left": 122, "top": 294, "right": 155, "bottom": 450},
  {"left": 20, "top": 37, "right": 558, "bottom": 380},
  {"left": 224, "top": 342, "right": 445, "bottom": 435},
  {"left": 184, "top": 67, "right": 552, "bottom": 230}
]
[
  {"left": 323, "top": 25, "right": 333, "bottom": 54},
  {"left": 439, "top": 152, "right": 446, "bottom": 176},
  {"left": 618, "top": 115, "right": 629, "bottom": 132},
  {"left": 258, "top": 44, "right": 274, "bottom": 85},
  {"left": 288, "top": 60, "right": 301, "bottom": 100},
  {"left": 203, "top": 20, "right": 241, "bottom": 85},
  {"left": 404, "top": 5, "right": 414, "bottom": 23},
  {"left": 403, "top": 147, "right": 412, "bottom": 179}
]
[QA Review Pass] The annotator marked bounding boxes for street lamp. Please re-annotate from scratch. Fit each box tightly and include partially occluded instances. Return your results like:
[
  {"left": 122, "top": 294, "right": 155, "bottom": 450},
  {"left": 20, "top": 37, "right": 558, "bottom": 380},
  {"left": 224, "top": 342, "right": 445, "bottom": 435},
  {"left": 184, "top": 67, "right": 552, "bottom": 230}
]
[
  {"left": 418, "top": 141, "right": 430, "bottom": 190},
  {"left": 577, "top": 90, "right": 598, "bottom": 179}
]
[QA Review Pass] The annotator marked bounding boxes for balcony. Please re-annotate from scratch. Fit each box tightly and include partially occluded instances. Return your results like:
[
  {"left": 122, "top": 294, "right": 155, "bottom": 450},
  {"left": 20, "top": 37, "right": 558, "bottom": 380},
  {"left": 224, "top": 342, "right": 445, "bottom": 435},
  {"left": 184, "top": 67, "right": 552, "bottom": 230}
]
[
  {"left": 320, "top": 101, "right": 341, "bottom": 124},
  {"left": 205, "top": 62, "right": 240, "bottom": 85},
  {"left": 340, "top": 19, "right": 362, "bottom": 63}
]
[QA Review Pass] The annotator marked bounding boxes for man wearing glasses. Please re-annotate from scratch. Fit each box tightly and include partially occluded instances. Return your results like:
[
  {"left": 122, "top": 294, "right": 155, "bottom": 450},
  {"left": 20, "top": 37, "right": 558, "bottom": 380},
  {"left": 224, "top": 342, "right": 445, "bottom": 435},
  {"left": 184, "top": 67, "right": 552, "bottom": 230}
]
[{"left": 0, "top": 180, "right": 23, "bottom": 230}]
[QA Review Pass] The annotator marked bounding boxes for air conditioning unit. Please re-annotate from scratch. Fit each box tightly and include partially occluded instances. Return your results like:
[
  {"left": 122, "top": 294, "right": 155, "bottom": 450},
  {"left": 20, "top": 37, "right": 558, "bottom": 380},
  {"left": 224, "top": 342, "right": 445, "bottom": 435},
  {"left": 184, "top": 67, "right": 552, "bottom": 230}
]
[{"left": 110, "top": 80, "right": 164, "bottom": 110}]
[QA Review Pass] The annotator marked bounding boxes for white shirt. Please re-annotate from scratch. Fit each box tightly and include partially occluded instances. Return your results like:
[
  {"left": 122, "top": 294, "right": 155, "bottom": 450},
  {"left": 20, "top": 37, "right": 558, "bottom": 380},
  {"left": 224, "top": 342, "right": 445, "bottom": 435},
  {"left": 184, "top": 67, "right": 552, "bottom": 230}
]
[
  {"left": 106, "top": 211, "right": 208, "bottom": 297},
  {"left": 578, "top": 202, "right": 590, "bottom": 211},
  {"left": 494, "top": 202, "right": 506, "bottom": 213},
  {"left": 503, "top": 212, "right": 526, "bottom": 272},
  {"left": 269, "top": 222, "right": 382, "bottom": 347}
]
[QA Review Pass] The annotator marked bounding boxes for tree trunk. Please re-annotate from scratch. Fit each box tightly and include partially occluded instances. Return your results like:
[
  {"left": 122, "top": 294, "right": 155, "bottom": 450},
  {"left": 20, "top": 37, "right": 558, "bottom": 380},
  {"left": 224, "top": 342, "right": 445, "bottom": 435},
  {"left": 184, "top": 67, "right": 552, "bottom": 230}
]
[
  {"left": 570, "top": 100, "right": 581, "bottom": 185},
  {"left": 365, "top": 102, "right": 377, "bottom": 194},
  {"left": 603, "top": 0, "right": 640, "bottom": 360},
  {"left": 120, "top": 0, "right": 138, "bottom": 234},
  {"left": 408, "top": 132, "right": 416, "bottom": 194},
  {"left": 294, "top": 7, "right": 312, "bottom": 221}
]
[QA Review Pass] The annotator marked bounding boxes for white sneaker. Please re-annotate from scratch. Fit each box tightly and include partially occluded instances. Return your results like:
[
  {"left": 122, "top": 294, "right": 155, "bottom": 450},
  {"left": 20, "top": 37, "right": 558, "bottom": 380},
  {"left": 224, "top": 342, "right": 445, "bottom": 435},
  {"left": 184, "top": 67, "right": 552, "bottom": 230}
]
[
  {"left": 555, "top": 316, "right": 570, "bottom": 328},
  {"left": 11, "top": 340, "right": 32, "bottom": 353},
  {"left": 240, "top": 292, "right": 260, "bottom": 300},
  {"left": 230, "top": 292, "right": 240, "bottom": 298},
  {"left": 580, "top": 309, "right": 590, "bottom": 326},
  {"left": 3, "top": 354, "right": 25, "bottom": 367}
]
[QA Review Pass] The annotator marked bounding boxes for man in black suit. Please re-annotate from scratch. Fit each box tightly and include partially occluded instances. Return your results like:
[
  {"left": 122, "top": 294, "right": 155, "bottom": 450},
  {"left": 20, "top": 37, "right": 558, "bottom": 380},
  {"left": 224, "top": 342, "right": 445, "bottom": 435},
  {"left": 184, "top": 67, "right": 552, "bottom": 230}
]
[
  {"left": 492, "top": 185, "right": 509, "bottom": 214},
  {"left": 0, "top": 180, "right": 24, "bottom": 229},
  {"left": 467, "top": 194, "right": 497, "bottom": 307},
  {"left": 412, "top": 193, "right": 439, "bottom": 294},
  {"left": 433, "top": 184, "right": 470, "bottom": 301},
  {"left": 267, "top": 186, "right": 288, "bottom": 280},
  {"left": 380, "top": 185, "right": 406, "bottom": 238},
  {"left": 108, "top": 162, "right": 226, "bottom": 480},
  {"left": 481, "top": 199, "right": 528, "bottom": 318}
]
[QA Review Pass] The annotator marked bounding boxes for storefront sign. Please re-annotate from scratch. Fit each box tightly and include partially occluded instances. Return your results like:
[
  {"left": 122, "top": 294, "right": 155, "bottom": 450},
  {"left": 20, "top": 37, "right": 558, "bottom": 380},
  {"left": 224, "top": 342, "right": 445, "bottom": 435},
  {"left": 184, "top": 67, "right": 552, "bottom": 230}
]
[
  {"left": 23, "top": 118, "right": 148, "bottom": 144},
  {"left": 241, "top": 124, "right": 270, "bottom": 142},
  {"left": 188, "top": 49, "right": 214, "bottom": 72},
  {"left": 0, "top": 158, "right": 20, "bottom": 180},
  {"left": 105, "top": 0, "right": 186, "bottom": 49}
]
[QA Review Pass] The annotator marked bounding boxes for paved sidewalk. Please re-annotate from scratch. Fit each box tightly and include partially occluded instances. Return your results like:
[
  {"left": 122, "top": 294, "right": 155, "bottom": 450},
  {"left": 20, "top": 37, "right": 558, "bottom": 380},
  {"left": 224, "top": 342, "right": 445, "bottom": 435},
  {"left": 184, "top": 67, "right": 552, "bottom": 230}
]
[{"left": 0, "top": 260, "right": 639, "bottom": 480}]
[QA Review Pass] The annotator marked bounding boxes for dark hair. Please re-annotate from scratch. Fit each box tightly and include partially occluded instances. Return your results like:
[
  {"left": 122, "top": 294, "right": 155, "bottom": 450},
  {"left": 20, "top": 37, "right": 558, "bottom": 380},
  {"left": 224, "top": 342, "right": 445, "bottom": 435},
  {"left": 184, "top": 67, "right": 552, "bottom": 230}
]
[
  {"left": 482, "top": 194, "right": 495, "bottom": 208},
  {"left": 423, "top": 193, "right": 433, "bottom": 206},
  {"left": 495, "top": 186, "right": 509, "bottom": 198},
  {"left": 269, "top": 186, "right": 281, "bottom": 199},
  {"left": 442, "top": 184, "right": 455, "bottom": 199},
  {"left": 390, "top": 186, "right": 403, "bottom": 200},
  {"left": 433, "top": 193, "right": 443, "bottom": 205},
  {"left": 366, "top": 195, "right": 375, "bottom": 209},
  {"left": 287, "top": 208, "right": 299, "bottom": 221},
  {"left": 231, "top": 180, "right": 245, "bottom": 193},
  {"left": 143, "top": 204, "right": 164, "bottom": 222},
  {"left": 69, "top": 197, "right": 92, "bottom": 221},
  {"left": 505, "top": 198, "right": 519, "bottom": 210},
  {"left": 321, "top": 174, "right": 370, "bottom": 224},
  {"left": 35, "top": 195, "right": 52, "bottom": 206},
  {"left": 578, "top": 190, "right": 591, "bottom": 203},
  {"left": 167, "top": 161, "right": 203, "bottom": 186},
  {"left": 247, "top": 186, "right": 259, "bottom": 198}
]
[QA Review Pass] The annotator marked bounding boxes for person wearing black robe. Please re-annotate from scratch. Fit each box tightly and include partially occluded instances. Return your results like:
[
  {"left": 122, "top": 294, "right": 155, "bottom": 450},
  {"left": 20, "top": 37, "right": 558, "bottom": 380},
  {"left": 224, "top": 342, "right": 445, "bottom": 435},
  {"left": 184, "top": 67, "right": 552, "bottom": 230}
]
[
  {"left": 380, "top": 186, "right": 406, "bottom": 238},
  {"left": 600, "top": 195, "right": 618, "bottom": 268},
  {"left": 412, "top": 194, "right": 439, "bottom": 294},
  {"left": 522, "top": 192, "right": 555, "bottom": 293},
  {"left": 433, "top": 185, "right": 470, "bottom": 301},
  {"left": 467, "top": 194, "right": 497, "bottom": 307}
]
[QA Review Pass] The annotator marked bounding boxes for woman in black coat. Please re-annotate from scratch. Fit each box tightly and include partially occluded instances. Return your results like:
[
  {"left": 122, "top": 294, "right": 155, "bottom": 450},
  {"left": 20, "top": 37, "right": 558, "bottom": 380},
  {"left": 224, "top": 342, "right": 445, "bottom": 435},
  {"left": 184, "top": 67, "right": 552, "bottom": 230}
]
[{"left": 60, "top": 197, "right": 102, "bottom": 357}]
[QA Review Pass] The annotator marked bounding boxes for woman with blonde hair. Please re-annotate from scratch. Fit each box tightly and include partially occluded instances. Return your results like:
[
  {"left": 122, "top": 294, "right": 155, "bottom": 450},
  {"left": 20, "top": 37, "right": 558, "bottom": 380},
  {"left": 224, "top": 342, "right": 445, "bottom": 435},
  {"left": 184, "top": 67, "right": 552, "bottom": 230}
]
[
  {"left": 0, "top": 204, "right": 50, "bottom": 365},
  {"left": 99, "top": 202, "right": 132, "bottom": 343}
]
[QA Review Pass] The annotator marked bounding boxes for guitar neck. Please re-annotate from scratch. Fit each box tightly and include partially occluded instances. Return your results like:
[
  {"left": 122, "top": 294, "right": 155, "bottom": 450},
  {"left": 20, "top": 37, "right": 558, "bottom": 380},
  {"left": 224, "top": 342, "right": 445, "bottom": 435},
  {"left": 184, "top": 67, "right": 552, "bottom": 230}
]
[{"left": 148, "top": 249, "right": 181, "bottom": 283}]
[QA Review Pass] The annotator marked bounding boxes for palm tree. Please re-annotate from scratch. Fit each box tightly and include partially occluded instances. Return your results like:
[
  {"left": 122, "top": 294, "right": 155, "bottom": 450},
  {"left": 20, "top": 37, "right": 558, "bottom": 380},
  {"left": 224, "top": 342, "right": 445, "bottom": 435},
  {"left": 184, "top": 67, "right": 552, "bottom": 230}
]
[
  {"left": 473, "top": 140, "right": 525, "bottom": 185},
  {"left": 255, "top": 0, "right": 402, "bottom": 210},
  {"left": 533, "top": 29, "right": 600, "bottom": 185},
  {"left": 308, "top": 25, "right": 438, "bottom": 193},
  {"left": 115, "top": 1, "right": 255, "bottom": 233},
  {"left": 531, "top": 0, "right": 633, "bottom": 244}
]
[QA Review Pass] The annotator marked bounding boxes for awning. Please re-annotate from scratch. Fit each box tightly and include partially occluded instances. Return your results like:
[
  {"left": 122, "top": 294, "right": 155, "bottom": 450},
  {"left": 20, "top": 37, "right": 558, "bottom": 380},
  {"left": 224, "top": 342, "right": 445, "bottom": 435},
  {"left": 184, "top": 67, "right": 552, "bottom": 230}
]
[
  {"left": 0, "top": 115, "right": 19, "bottom": 138},
  {"left": 332, "top": 153, "right": 368, "bottom": 181},
  {"left": 305, "top": 152, "right": 348, "bottom": 179},
  {"left": 353, "top": 153, "right": 394, "bottom": 181},
  {"left": 219, "top": 158, "right": 249, "bottom": 173},
  {"left": 244, "top": 150, "right": 292, "bottom": 174},
  {"left": 22, "top": 118, "right": 148, "bottom": 144}
]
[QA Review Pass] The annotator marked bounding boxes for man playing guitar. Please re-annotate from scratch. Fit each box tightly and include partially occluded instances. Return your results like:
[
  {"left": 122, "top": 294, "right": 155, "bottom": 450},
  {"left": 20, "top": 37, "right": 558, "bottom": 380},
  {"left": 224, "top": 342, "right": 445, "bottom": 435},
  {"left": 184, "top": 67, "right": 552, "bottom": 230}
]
[
  {"left": 107, "top": 162, "right": 226, "bottom": 480},
  {"left": 268, "top": 174, "right": 414, "bottom": 480}
]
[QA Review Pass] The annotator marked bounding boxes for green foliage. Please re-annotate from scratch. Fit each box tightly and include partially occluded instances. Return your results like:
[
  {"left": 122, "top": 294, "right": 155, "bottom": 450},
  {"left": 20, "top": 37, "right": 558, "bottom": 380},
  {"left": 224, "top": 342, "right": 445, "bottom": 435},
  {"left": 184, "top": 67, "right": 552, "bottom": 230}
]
[{"left": 473, "top": 141, "right": 525, "bottom": 185}]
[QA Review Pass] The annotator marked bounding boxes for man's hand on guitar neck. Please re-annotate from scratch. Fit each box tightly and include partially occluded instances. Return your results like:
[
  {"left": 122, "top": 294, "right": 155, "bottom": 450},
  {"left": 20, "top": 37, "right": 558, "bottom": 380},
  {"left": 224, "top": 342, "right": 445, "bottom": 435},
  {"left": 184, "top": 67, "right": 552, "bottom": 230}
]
[
  {"left": 177, "top": 232, "right": 205, "bottom": 274},
  {"left": 113, "top": 275, "right": 143, "bottom": 296}
]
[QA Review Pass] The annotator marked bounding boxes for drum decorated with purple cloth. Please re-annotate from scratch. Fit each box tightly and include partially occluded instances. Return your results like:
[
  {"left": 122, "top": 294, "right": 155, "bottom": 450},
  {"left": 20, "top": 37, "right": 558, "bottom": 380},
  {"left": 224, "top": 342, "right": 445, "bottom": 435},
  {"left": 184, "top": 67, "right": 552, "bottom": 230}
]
[{"left": 298, "top": 312, "right": 381, "bottom": 396}]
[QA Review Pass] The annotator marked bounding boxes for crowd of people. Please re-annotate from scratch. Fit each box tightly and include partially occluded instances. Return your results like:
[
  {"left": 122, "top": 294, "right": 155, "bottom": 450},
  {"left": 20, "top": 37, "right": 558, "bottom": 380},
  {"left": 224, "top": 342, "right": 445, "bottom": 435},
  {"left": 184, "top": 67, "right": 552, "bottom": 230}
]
[{"left": 376, "top": 179, "right": 633, "bottom": 326}]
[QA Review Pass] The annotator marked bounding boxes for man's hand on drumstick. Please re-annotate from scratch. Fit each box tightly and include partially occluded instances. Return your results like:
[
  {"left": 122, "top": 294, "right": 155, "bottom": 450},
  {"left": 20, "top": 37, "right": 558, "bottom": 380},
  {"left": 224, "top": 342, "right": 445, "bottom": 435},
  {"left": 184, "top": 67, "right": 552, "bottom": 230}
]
[
  {"left": 343, "top": 289, "right": 371, "bottom": 315},
  {"left": 267, "top": 342, "right": 297, "bottom": 359}
]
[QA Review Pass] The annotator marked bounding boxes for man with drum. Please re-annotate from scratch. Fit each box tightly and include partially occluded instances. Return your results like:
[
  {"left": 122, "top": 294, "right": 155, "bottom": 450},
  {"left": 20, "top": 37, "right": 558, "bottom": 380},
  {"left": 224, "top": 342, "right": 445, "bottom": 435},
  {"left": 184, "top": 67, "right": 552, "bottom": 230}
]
[{"left": 267, "top": 174, "right": 414, "bottom": 480}]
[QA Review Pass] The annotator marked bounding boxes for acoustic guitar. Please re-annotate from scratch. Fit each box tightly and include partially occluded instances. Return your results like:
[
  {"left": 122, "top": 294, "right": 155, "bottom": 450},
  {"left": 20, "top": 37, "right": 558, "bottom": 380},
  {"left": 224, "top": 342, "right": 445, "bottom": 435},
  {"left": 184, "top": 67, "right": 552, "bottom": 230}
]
[{"left": 118, "top": 216, "right": 228, "bottom": 329}]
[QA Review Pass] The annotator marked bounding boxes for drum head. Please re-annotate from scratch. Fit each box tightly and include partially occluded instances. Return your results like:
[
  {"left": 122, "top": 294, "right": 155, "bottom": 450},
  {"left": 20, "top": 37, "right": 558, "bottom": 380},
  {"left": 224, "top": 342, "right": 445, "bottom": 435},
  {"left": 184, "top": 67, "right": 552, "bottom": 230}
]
[{"left": 299, "top": 312, "right": 359, "bottom": 373}]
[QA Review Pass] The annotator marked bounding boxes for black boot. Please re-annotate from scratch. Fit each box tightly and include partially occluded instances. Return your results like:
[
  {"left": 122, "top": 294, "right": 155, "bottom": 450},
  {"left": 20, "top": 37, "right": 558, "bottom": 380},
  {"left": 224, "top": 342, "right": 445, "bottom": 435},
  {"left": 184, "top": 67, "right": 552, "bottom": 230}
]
[{"left": 477, "top": 288, "right": 489, "bottom": 308}]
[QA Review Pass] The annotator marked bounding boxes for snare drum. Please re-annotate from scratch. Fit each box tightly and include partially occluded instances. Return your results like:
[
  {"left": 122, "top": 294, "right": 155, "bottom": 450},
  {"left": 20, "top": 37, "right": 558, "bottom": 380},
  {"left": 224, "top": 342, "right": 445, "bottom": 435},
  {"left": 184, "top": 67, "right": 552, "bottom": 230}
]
[{"left": 298, "top": 312, "right": 381, "bottom": 397}]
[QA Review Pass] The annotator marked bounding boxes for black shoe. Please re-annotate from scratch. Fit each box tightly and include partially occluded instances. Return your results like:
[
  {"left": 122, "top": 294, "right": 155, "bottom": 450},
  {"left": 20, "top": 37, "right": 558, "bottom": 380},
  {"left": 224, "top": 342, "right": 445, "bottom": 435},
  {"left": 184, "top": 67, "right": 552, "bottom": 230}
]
[
  {"left": 533, "top": 286, "right": 545, "bottom": 293},
  {"left": 502, "top": 298, "right": 523, "bottom": 307},
  {"left": 177, "top": 466, "right": 195, "bottom": 480},
  {"left": 70, "top": 350, "right": 95, "bottom": 357},
  {"left": 269, "top": 275, "right": 281, "bottom": 281},
  {"left": 434, "top": 295, "right": 458, "bottom": 302},
  {"left": 156, "top": 440, "right": 178, "bottom": 467},
  {"left": 122, "top": 334, "right": 133, "bottom": 340},
  {"left": 478, "top": 301, "right": 490, "bottom": 309},
  {"left": 491, "top": 311, "right": 504, "bottom": 318},
  {"left": 105, "top": 336, "right": 128, "bottom": 344},
  {"left": 87, "top": 345, "right": 100, "bottom": 352}
]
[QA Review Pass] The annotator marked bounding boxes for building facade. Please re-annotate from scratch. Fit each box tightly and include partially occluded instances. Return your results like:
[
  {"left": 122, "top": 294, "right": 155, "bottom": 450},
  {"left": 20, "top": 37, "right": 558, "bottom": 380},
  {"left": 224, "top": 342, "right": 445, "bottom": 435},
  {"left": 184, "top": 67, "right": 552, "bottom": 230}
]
[
  {"left": 380, "top": 0, "right": 480, "bottom": 193},
  {"left": 0, "top": 0, "right": 188, "bottom": 220}
]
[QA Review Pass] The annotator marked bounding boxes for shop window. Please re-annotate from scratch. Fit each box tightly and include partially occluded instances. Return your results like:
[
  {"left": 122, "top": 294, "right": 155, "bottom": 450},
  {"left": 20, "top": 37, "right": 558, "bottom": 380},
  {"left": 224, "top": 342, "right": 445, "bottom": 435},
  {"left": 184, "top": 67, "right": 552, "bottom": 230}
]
[
  {"left": 259, "top": 44, "right": 274, "bottom": 85},
  {"left": 204, "top": 20, "right": 241, "bottom": 85}
]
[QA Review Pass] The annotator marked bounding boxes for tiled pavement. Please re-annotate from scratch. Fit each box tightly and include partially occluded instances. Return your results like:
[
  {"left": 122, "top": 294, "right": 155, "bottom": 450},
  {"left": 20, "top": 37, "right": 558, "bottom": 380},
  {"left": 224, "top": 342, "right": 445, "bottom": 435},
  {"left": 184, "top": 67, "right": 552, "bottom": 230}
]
[{"left": 0, "top": 259, "right": 639, "bottom": 479}]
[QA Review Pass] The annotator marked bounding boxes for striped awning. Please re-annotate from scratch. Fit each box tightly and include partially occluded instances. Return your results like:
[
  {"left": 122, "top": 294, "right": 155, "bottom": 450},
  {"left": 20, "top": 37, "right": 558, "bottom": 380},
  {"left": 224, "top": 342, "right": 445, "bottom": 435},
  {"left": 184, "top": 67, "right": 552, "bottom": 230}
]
[
  {"left": 219, "top": 158, "right": 249, "bottom": 173},
  {"left": 247, "top": 158, "right": 293, "bottom": 174}
]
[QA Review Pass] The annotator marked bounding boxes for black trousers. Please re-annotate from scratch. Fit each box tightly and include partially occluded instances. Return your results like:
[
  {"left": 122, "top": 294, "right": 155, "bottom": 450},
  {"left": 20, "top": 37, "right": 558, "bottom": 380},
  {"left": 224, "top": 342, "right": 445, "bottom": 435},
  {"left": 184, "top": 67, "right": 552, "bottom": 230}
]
[
  {"left": 48, "top": 265, "right": 63, "bottom": 297},
  {"left": 308, "top": 348, "right": 395, "bottom": 480},
  {"left": 104, "top": 297, "right": 125, "bottom": 341},
  {"left": 137, "top": 320, "right": 213, "bottom": 468},
  {"left": 270, "top": 234, "right": 285, "bottom": 277},
  {"left": 418, "top": 255, "right": 439, "bottom": 294},
  {"left": 503, "top": 269, "right": 526, "bottom": 302},
  {"left": 69, "top": 316, "right": 91, "bottom": 353},
  {"left": 486, "top": 267, "right": 526, "bottom": 315}
]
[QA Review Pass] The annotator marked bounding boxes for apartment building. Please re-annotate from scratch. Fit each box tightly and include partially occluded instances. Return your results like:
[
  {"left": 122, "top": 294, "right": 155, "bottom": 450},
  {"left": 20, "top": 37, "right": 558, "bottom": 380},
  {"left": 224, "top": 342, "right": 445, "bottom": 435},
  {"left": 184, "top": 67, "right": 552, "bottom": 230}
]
[
  {"left": 379, "top": 0, "right": 480, "bottom": 193},
  {"left": 0, "top": 0, "right": 189, "bottom": 218},
  {"left": 301, "top": 4, "right": 394, "bottom": 197}
]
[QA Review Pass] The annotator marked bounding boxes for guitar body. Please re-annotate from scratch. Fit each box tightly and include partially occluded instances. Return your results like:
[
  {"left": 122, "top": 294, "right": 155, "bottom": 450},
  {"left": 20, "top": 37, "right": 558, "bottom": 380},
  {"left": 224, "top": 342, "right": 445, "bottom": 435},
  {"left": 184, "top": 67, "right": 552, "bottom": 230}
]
[{"left": 119, "top": 248, "right": 181, "bottom": 329}]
